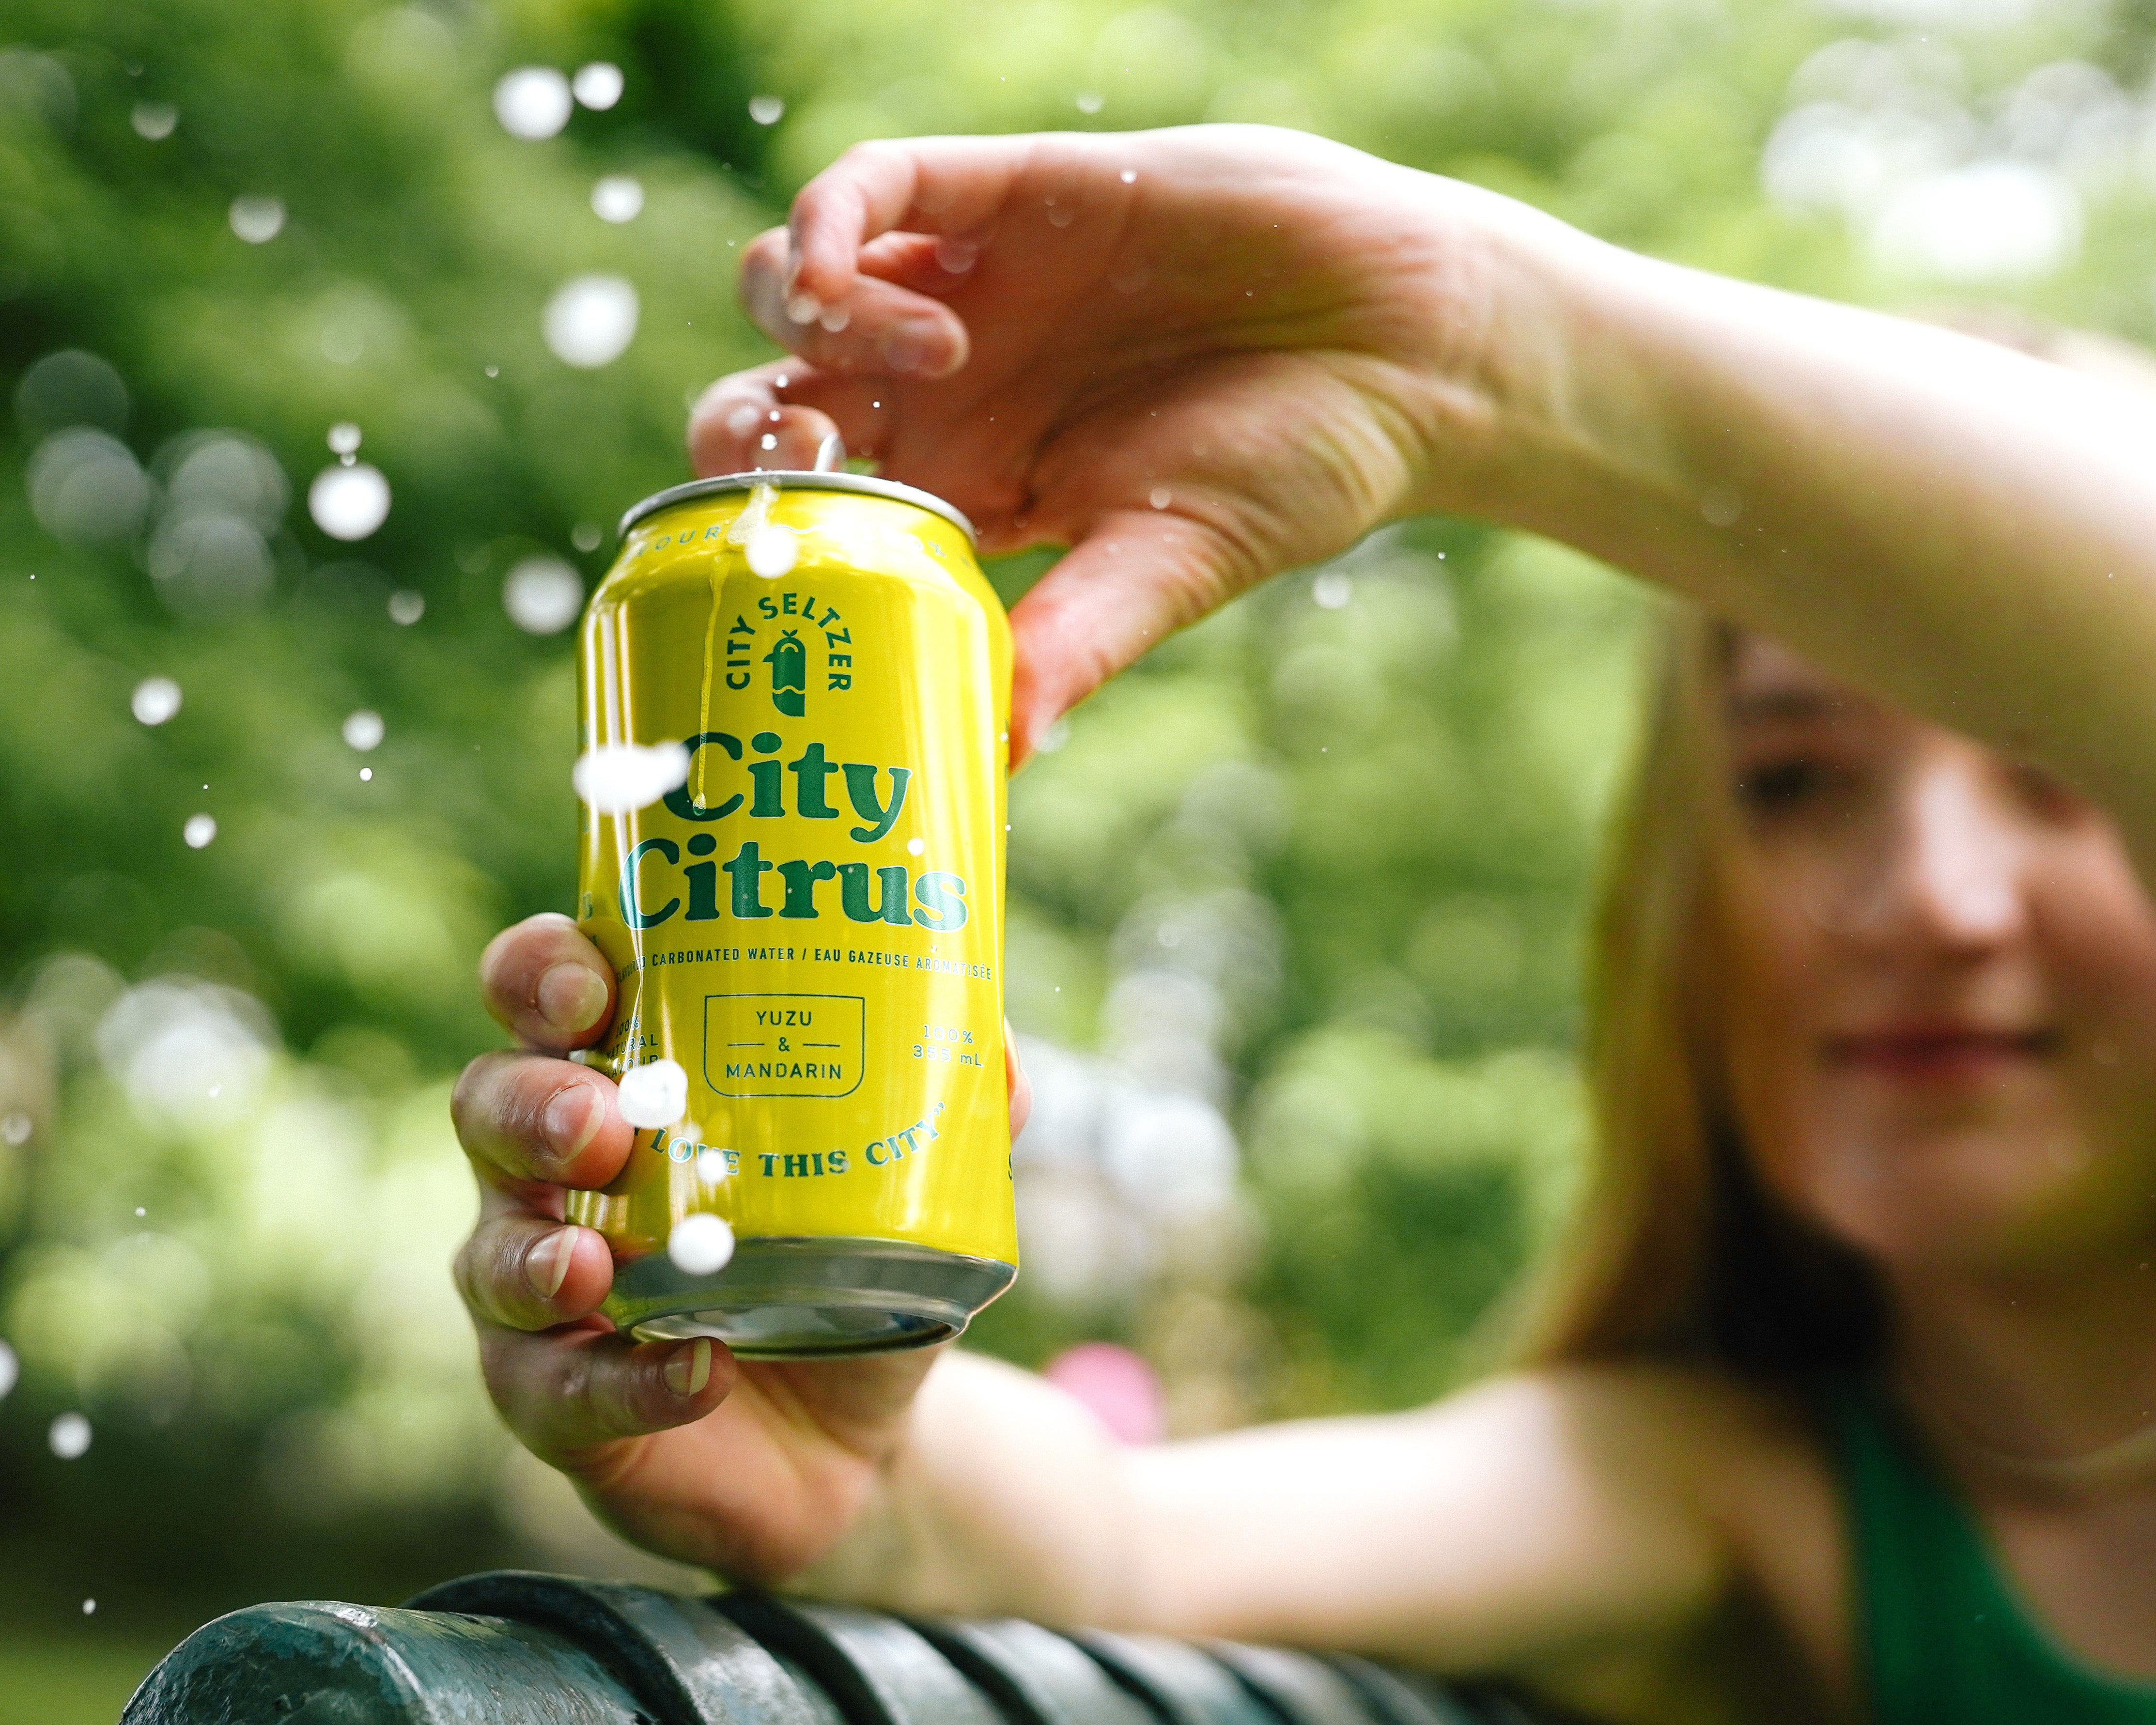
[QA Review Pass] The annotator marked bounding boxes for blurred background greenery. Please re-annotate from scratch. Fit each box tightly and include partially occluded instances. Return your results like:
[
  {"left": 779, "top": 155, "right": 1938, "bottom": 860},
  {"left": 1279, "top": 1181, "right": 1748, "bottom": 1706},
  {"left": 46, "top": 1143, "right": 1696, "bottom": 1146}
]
[{"left": 3, "top": 0, "right": 2153, "bottom": 1713}]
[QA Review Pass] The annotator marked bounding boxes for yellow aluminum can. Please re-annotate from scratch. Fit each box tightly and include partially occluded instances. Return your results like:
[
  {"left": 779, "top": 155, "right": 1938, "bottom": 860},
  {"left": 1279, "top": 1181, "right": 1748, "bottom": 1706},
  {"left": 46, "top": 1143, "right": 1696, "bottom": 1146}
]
[{"left": 567, "top": 471, "right": 1015, "bottom": 1356}]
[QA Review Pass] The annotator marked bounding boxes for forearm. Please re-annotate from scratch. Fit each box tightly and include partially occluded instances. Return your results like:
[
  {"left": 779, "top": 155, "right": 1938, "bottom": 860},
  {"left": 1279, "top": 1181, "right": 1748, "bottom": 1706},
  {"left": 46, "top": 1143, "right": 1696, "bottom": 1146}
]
[
  {"left": 791, "top": 1350, "right": 1145, "bottom": 1624},
  {"left": 794, "top": 1356, "right": 1728, "bottom": 1680},
  {"left": 1456, "top": 207, "right": 2156, "bottom": 858}
]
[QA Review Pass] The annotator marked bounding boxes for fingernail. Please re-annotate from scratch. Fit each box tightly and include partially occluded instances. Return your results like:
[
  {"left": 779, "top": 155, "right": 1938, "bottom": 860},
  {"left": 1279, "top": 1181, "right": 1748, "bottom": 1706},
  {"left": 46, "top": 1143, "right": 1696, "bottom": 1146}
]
[
  {"left": 542, "top": 1083, "right": 603, "bottom": 1160},
  {"left": 880, "top": 318, "right": 946, "bottom": 374},
  {"left": 786, "top": 290, "right": 822, "bottom": 325},
  {"left": 526, "top": 1227, "right": 576, "bottom": 1299},
  {"left": 664, "top": 1338, "right": 713, "bottom": 1396},
  {"left": 537, "top": 962, "right": 608, "bottom": 1034},
  {"left": 817, "top": 302, "right": 852, "bottom": 333}
]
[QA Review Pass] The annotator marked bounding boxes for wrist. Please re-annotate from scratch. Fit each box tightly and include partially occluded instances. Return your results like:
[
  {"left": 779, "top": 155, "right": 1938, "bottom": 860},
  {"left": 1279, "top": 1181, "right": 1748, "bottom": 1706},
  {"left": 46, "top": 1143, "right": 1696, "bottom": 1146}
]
[{"left": 1394, "top": 178, "right": 1687, "bottom": 543}]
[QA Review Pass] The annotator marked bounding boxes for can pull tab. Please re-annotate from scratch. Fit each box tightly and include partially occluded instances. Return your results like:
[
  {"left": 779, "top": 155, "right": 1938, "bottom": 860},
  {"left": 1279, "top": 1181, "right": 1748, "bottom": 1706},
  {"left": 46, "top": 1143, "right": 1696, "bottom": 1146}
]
[{"left": 813, "top": 432, "right": 846, "bottom": 473}]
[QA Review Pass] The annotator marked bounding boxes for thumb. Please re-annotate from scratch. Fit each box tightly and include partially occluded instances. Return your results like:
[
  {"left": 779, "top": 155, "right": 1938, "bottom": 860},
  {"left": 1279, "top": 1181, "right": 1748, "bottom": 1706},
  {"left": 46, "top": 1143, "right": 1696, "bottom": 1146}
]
[{"left": 1004, "top": 509, "right": 1257, "bottom": 765}]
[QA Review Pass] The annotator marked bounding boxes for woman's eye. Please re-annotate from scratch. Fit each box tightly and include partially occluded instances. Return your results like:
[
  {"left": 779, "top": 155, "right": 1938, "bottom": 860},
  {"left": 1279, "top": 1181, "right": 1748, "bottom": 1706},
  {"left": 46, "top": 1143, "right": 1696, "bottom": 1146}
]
[{"left": 1736, "top": 757, "right": 1828, "bottom": 809}]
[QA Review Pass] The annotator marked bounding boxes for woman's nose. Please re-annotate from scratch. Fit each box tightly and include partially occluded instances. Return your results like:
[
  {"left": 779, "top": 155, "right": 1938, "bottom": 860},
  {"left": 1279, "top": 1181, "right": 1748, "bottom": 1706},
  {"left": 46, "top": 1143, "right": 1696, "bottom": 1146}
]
[{"left": 1867, "top": 754, "right": 2028, "bottom": 949}]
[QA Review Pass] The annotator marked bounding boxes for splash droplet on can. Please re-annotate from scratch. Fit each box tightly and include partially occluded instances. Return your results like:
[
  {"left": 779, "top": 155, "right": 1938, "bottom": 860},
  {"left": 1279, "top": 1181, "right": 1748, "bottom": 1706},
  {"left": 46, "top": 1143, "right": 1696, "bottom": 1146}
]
[
  {"left": 618, "top": 1058, "right": 688, "bottom": 1129},
  {"left": 667, "top": 1212, "right": 735, "bottom": 1276}
]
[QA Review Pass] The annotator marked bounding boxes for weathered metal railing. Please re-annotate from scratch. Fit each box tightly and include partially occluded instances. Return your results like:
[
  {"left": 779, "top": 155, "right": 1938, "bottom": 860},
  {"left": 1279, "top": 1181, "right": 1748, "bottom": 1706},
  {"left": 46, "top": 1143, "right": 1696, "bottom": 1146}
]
[{"left": 121, "top": 1571, "right": 1553, "bottom": 1725}]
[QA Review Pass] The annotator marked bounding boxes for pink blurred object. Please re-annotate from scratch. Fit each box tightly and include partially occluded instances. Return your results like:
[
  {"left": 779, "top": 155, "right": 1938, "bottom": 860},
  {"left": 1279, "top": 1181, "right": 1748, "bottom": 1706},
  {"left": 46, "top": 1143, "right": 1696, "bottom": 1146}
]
[{"left": 1041, "top": 1342, "right": 1166, "bottom": 1445}]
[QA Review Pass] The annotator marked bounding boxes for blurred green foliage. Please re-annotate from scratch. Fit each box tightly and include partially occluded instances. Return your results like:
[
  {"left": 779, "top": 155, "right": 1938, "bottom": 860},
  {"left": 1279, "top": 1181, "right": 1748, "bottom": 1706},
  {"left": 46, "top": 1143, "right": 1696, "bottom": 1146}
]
[{"left": 3, "top": 0, "right": 2153, "bottom": 1699}]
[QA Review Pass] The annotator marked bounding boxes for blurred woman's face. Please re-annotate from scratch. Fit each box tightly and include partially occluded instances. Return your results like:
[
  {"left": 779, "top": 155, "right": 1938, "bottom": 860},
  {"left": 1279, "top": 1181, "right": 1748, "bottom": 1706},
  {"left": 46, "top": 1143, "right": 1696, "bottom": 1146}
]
[{"left": 1719, "top": 636, "right": 2156, "bottom": 1275}]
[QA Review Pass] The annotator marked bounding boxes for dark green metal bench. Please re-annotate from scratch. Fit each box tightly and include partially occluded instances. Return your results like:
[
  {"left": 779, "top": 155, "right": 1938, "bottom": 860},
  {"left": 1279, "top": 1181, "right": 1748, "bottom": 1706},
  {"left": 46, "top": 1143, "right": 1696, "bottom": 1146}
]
[{"left": 121, "top": 1571, "right": 1554, "bottom": 1725}]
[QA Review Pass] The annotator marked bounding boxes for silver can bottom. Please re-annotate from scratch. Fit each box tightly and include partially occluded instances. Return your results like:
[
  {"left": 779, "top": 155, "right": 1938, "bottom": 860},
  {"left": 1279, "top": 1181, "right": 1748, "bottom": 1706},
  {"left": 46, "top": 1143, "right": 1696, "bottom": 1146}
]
[{"left": 605, "top": 1236, "right": 1016, "bottom": 1359}]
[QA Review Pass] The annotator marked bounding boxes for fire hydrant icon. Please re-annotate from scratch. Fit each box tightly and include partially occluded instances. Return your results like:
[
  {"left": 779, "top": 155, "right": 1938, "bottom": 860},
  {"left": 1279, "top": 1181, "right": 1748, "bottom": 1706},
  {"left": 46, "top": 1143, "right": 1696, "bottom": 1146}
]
[{"left": 765, "top": 629, "right": 806, "bottom": 717}]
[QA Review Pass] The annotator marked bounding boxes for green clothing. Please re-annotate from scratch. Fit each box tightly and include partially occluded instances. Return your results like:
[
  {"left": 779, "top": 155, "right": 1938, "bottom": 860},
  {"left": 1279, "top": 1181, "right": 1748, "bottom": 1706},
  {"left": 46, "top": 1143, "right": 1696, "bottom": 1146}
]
[{"left": 1836, "top": 1388, "right": 2156, "bottom": 1722}]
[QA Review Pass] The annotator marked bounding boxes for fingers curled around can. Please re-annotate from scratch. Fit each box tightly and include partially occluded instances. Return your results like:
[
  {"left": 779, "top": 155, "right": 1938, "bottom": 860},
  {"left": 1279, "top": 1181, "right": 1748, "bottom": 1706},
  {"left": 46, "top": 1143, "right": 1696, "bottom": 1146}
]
[
  {"left": 480, "top": 913, "right": 616, "bottom": 1050},
  {"left": 740, "top": 225, "right": 968, "bottom": 379},
  {"left": 456, "top": 1213, "right": 613, "bottom": 1332},
  {"left": 687, "top": 361, "right": 900, "bottom": 482},
  {"left": 1005, "top": 1022, "right": 1033, "bottom": 1141},
  {"left": 452, "top": 1050, "right": 634, "bottom": 1191},
  {"left": 481, "top": 1325, "right": 734, "bottom": 1461}
]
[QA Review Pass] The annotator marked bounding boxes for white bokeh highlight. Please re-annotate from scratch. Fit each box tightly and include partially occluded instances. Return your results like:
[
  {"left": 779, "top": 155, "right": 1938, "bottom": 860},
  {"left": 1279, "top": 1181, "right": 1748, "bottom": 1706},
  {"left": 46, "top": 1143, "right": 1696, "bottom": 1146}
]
[
  {"left": 132, "top": 677, "right": 182, "bottom": 726},
  {"left": 494, "top": 67, "right": 572, "bottom": 140},
  {"left": 229, "top": 196, "right": 285, "bottom": 243},
  {"left": 572, "top": 62, "right": 623, "bottom": 110},
  {"left": 543, "top": 275, "right": 639, "bottom": 368},
  {"left": 308, "top": 463, "right": 391, "bottom": 541},
  {"left": 503, "top": 557, "right": 583, "bottom": 634},
  {"left": 591, "top": 176, "right": 643, "bottom": 223}
]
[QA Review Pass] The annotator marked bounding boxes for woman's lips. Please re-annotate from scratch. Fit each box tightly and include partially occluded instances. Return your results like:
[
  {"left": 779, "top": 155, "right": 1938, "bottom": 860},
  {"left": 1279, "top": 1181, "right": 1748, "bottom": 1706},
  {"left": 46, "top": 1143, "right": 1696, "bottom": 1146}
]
[{"left": 1823, "top": 1027, "right": 2057, "bottom": 1081}]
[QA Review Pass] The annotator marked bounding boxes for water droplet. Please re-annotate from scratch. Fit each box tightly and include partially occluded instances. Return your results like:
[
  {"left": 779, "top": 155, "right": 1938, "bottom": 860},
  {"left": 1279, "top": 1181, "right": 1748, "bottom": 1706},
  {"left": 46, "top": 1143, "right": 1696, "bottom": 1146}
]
[
  {"left": 0, "top": 1339, "right": 15, "bottom": 1400},
  {"left": 48, "top": 1412, "right": 91, "bottom": 1459},
  {"left": 1312, "top": 571, "right": 1351, "bottom": 609},
  {"left": 81, "top": 1600, "right": 95, "bottom": 1616},
  {"left": 748, "top": 94, "right": 784, "bottom": 125},
  {"left": 183, "top": 813, "right": 217, "bottom": 849},
  {"left": 1035, "top": 718, "right": 1070, "bottom": 754},
  {"left": 1, "top": 1112, "right": 30, "bottom": 1146},
  {"left": 494, "top": 67, "right": 572, "bottom": 140},
  {"left": 326, "top": 422, "right": 361, "bottom": 456},
  {"left": 388, "top": 589, "right": 425, "bottom": 625},
  {"left": 308, "top": 463, "right": 391, "bottom": 541},
  {"left": 1119, "top": 168, "right": 1136, "bottom": 184},
  {"left": 573, "top": 741, "right": 691, "bottom": 814},
  {"left": 503, "top": 557, "right": 583, "bottom": 634},
  {"left": 229, "top": 196, "right": 285, "bottom": 243},
  {"left": 130, "top": 101, "right": 176, "bottom": 140},
  {"left": 1076, "top": 92, "right": 1103, "bottom": 114},
  {"left": 696, "top": 1147, "right": 731, "bottom": 1183},
  {"left": 591, "top": 175, "right": 643, "bottom": 224},
  {"left": 667, "top": 1212, "right": 735, "bottom": 1275},
  {"left": 571, "top": 62, "right": 623, "bottom": 110},
  {"left": 359, "top": 767, "right": 372, "bottom": 781},
  {"left": 543, "top": 274, "right": 639, "bottom": 369},
  {"left": 342, "top": 710, "right": 384, "bottom": 751},
  {"left": 572, "top": 522, "right": 603, "bottom": 553},
  {"left": 131, "top": 676, "right": 182, "bottom": 726},
  {"left": 758, "top": 433, "right": 778, "bottom": 451},
  {"left": 1148, "top": 486, "right": 1170, "bottom": 510},
  {"left": 745, "top": 525, "right": 797, "bottom": 578},
  {"left": 134, "top": 1206, "right": 146, "bottom": 1217},
  {"left": 907, "top": 837, "right": 926, "bottom": 855},
  {"left": 618, "top": 1058, "right": 689, "bottom": 1129},
  {"left": 484, "top": 363, "right": 499, "bottom": 378}
]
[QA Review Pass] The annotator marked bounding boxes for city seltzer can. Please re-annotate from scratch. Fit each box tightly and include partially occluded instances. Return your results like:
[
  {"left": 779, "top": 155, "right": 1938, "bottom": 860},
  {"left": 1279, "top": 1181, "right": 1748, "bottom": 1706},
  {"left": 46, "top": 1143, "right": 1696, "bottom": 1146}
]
[{"left": 567, "top": 471, "right": 1015, "bottom": 1357}]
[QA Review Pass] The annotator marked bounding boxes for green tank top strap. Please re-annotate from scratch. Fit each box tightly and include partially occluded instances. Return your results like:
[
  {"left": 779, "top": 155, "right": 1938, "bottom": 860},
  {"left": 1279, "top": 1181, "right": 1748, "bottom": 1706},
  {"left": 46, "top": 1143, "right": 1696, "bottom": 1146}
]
[{"left": 1833, "top": 1383, "right": 2156, "bottom": 1723}]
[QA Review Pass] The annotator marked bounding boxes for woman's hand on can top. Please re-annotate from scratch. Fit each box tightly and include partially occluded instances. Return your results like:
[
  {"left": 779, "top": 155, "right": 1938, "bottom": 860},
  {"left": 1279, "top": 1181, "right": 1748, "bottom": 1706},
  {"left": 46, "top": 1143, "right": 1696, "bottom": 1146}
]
[
  {"left": 691, "top": 124, "right": 1576, "bottom": 762},
  {"left": 448, "top": 912, "right": 1030, "bottom": 1579}
]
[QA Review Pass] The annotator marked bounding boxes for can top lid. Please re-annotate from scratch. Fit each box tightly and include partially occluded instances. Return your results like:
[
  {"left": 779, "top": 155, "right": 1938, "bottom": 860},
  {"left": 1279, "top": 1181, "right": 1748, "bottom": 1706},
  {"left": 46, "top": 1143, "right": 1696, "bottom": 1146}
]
[{"left": 618, "top": 471, "right": 977, "bottom": 545}]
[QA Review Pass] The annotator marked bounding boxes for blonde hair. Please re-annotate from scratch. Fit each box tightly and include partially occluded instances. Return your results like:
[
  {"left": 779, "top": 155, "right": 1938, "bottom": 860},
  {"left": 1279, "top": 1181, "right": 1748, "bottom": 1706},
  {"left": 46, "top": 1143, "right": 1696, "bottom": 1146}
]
[{"left": 1516, "top": 604, "right": 1882, "bottom": 1376}]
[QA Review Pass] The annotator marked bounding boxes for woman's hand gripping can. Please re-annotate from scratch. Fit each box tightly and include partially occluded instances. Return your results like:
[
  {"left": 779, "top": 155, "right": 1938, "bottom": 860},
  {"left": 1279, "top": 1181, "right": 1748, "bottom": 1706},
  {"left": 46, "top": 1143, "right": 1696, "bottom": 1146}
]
[{"left": 569, "top": 471, "right": 1015, "bottom": 1357}]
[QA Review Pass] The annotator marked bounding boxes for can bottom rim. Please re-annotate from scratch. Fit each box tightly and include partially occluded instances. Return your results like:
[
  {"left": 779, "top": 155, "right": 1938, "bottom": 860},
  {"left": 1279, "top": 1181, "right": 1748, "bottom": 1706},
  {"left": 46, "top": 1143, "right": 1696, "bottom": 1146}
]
[{"left": 605, "top": 1235, "right": 1016, "bottom": 1360}]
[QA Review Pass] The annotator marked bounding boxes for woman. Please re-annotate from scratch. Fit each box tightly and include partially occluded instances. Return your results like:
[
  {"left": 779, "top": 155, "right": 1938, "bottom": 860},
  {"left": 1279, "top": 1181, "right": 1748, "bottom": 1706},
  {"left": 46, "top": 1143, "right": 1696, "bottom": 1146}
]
[{"left": 450, "top": 127, "right": 2156, "bottom": 1721}]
